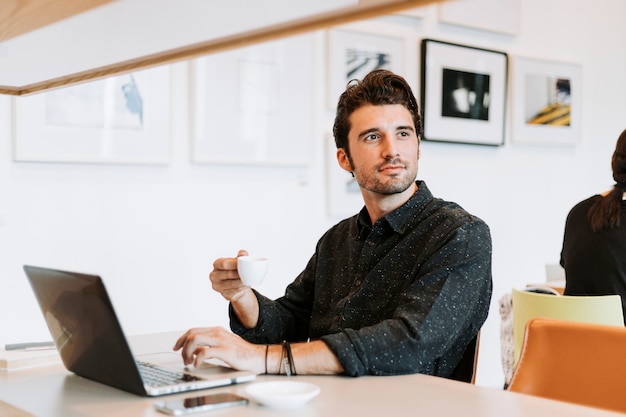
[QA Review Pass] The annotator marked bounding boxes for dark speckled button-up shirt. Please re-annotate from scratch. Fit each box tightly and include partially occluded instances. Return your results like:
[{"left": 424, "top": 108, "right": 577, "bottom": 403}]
[{"left": 230, "top": 181, "right": 492, "bottom": 378}]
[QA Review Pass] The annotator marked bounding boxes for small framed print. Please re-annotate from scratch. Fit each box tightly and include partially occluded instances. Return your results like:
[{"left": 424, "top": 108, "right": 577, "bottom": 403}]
[
  {"left": 13, "top": 66, "right": 172, "bottom": 164},
  {"left": 511, "top": 56, "right": 582, "bottom": 146},
  {"left": 190, "top": 33, "right": 314, "bottom": 166},
  {"left": 327, "top": 28, "right": 405, "bottom": 109},
  {"left": 421, "top": 39, "right": 507, "bottom": 146}
]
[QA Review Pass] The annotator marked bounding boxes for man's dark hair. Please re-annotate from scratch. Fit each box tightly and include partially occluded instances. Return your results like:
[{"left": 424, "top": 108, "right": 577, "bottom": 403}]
[{"left": 332, "top": 69, "right": 422, "bottom": 157}]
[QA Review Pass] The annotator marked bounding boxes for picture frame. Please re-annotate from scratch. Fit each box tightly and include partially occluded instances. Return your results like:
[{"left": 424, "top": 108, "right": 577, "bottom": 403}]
[
  {"left": 511, "top": 56, "right": 582, "bottom": 146},
  {"left": 327, "top": 28, "right": 405, "bottom": 109},
  {"left": 13, "top": 66, "right": 172, "bottom": 164},
  {"left": 420, "top": 39, "right": 508, "bottom": 146},
  {"left": 190, "top": 33, "right": 314, "bottom": 166},
  {"left": 325, "top": 134, "right": 363, "bottom": 218}
]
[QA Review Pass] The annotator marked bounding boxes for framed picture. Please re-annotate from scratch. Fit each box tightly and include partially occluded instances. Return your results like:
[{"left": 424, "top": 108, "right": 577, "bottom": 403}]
[
  {"left": 327, "top": 28, "right": 405, "bottom": 109},
  {"left": 325, "top": 134, "right": 362, "bottom": 218},
  {"left": 511, "top": 57, "right": 582, "bottom": 146},
  {"left": 438, "top": 0, "right": 521, "bottom": 36},
  {"left": 13, "top": 66, "right": 172, "bottom": 164},
  {"left": 420, "top": 39, "right": 508, "bottom": 146},
  {"left": 190, "top": 33, "right": 314, "bottom": 166}
]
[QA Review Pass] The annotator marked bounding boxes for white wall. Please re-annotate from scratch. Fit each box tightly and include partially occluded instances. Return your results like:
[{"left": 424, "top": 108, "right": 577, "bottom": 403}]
[{"left": 1, "top": 0, "right": 625, "bottom": 388}]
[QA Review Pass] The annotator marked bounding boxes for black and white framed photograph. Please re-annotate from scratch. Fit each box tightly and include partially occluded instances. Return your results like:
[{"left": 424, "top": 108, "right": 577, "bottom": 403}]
[
  {"left": 327, "top": 28, "right": 405, "bottom": 109},
  {"left": 420, "top": 39, "right": 508, "bottom": 146},
  {"left": 190, "top": 33, "right": 315, "bottom": 166},
  {"left": 511, "top": 56, "right": 581, "bottom": 146},
  {"left": 13, "top": 66, "right": 172, "bottom": 164}
]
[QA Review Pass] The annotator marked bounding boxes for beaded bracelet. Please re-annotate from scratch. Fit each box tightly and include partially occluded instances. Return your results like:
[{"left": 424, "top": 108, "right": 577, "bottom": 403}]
[{"left": 281, "top": 341, "right": 296, "bottom": 376}]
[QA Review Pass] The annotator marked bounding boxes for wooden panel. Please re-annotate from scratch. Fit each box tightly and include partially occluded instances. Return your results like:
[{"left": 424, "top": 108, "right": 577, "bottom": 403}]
[
  {"left": 0, "top": 0, "right": 439, "bottom": 96},
  {"left": 0, "top": 0, "right": 114, "bottom": 42}
]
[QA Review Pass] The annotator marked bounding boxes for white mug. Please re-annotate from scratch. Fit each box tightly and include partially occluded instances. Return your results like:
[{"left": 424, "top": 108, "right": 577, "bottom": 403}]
[{"left": 237, "top": 256, "right": 268, "bottom": 287}]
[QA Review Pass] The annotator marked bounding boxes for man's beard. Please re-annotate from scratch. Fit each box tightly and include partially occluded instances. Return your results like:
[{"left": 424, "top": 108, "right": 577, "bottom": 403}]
[{"left": 350, "top": 157, "right": 417, "bottom": 195}]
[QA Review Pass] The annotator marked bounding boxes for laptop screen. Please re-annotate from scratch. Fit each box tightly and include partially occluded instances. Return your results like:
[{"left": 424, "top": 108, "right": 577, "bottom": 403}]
[{"left": 24, "top": 265, "right": 147, "bottom": 395}]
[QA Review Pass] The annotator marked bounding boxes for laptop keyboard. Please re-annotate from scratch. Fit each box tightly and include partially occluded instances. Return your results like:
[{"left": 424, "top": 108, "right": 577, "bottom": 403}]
[{"left": 137, "top": 361, "right": 202, "bottom": 387}]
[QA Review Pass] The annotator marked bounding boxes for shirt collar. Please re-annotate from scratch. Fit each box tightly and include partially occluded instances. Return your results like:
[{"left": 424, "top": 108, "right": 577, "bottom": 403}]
[{"left": 356, "top": 181, "right": 433, "bottom": 235}]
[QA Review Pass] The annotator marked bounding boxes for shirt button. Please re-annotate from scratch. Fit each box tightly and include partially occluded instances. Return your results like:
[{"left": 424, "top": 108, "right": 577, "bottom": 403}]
[
  {"left": 354, "top": 279, "right": 362, "bottom": 287},
  {"left": 367, "top": 241, "right": 375, "bottom": 247}
]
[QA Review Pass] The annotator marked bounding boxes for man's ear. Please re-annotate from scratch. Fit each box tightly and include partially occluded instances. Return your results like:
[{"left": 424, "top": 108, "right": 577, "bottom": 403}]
[{"left": 336, "top": 148, "right": 352, "bottom": 173}]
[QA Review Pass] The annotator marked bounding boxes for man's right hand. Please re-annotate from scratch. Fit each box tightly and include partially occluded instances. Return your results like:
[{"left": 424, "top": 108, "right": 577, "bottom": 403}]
[
  {"left": 209, "top": 249, "right": 259, "bottom": 328},
  {"left": 210, "top": 249, "right": 250, "bottom": 302}
]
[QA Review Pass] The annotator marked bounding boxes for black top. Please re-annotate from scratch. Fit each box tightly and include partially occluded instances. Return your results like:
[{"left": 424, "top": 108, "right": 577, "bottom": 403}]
[
  {"left": 231, "top": 181, "right": 493, "bottom": 378},
  {"left": 560, "top": 195, "right": 626, "bottom": 321}
]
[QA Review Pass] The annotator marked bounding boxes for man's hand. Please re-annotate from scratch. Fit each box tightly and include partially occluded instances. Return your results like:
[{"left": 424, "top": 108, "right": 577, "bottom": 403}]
[
  {"left": 210, "top": 249, "right": 251, "bottom": 302},
  {"left": 173, "top": 326, "right": 265, "bottom": 373},
  {"left": 174, "top": 328, "right": 344, "bottom": 375},
  {"left": 209, "top": 250, "right": 260, "bottom": 328}
]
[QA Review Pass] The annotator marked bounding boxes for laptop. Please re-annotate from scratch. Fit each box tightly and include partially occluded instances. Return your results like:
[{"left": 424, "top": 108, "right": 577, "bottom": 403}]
[{"left": 22, "top": 265, "right": 256, "bottom": 397}]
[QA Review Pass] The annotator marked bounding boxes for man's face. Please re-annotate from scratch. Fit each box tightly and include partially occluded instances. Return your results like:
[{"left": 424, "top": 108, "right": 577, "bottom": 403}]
[{"left": 337, "top": 104, "right": 420, "bottom": 196}]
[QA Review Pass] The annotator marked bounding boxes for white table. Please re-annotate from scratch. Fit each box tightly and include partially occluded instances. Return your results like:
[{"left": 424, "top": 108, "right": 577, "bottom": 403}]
[{"left": 1, "top": 331, "right": 622, "bottom": 417}]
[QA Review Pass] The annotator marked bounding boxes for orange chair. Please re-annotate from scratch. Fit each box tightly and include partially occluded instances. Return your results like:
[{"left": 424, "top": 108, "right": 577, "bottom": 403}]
[
  {"left": 508, "top": 317, "right": 626, "bottom": 413},
  {"left": 511, "top": 288, "right": 624, "bottom": 366}
]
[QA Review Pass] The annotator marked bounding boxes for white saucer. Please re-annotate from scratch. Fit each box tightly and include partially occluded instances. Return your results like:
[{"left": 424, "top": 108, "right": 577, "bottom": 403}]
[{"left": 245, "top": 381, "right": 320, "bottom": 408}]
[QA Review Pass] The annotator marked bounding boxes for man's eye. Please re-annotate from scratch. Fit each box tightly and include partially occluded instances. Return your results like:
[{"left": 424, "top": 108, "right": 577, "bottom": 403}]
[{"left": 365, "top": 134, "right": 379, "bottom": 141}]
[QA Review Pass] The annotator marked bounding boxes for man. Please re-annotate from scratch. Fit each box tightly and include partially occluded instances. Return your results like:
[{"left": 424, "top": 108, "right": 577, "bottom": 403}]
[{"left": 174, "top": 69, "right": 492, "bottom": 378}]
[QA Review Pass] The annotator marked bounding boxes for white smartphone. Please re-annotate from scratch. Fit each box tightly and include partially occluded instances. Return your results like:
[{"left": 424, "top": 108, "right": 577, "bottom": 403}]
[{"left": 154, "top": 393, "right": 248, "bottom": 415}]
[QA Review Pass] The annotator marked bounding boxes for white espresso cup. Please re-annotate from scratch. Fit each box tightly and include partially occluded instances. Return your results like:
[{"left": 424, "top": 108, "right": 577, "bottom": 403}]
[{"left": 237, "top": 256, "right": 268, "bottom": 287}]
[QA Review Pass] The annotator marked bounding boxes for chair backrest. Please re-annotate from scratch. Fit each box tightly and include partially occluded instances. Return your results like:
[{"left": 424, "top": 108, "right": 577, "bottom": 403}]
[
  {"left": 511, "top": 288, "right": 624, "bottom": 365},
  {"left": 508, "top": 317, "right": 626, "bottom": 413},
  {"left": 448, "top": 333, "right": 479, "bottom": 384}
]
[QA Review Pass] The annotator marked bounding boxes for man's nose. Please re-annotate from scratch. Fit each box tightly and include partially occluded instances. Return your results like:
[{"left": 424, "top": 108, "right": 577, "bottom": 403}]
[{"left": 381, "top": 135, "right": 400, "bottom": 159}]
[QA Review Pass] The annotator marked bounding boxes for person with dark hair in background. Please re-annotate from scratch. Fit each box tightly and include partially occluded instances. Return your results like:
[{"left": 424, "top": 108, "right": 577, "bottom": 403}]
[
  {"left": 561, "top": 128, "right": 626, "bottom": 321},
  {"left": 174, "top": 69, "right": 493, "bottom": 379}
]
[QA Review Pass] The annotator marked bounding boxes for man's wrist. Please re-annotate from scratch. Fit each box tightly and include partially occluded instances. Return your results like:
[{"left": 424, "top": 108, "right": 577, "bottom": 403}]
[
  {"left": 231, "top": 289, "right": 259, "bottom": 329},
  {"left": 266, "top": 344, "right": 283, "bottom": 374}
]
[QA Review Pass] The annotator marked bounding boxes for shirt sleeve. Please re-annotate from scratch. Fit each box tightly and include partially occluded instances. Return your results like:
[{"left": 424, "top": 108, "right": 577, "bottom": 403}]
[
  {"left": 229, "top": 255, "right": 318, "bottom": 344},
  {"left": 230, "top": 215, "right": 492, "bottom": 377},
  {"left": 321, "top": 219, "right": 492, "bottom": 377}
]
